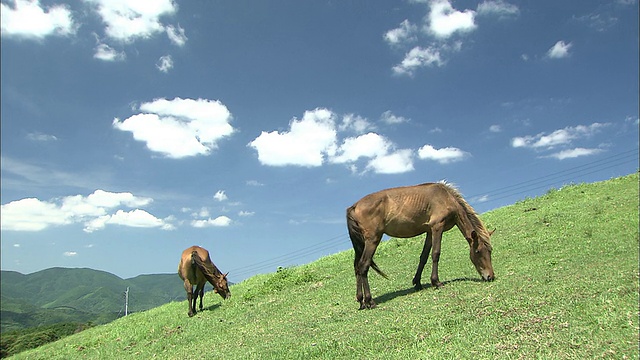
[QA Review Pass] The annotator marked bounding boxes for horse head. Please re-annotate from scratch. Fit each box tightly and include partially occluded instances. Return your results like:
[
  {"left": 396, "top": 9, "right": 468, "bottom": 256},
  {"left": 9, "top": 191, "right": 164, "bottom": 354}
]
[
  {"left": 467, "top": 230, "right": 495, "bottom": 282},
  {"left": 213, "top": 272, "right": 231, "bottom": 299}
]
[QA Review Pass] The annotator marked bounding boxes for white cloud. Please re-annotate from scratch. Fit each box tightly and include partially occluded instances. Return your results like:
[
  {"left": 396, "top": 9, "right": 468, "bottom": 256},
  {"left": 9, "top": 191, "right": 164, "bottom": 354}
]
[
  {"left": 0, "top": 190, "right": 172, "bottom": 233},
  {"left": 166, "top": 24, "right": 187, "bottom": 46},
  {"left": 93, "top": 43, "right": 126, "bottom": 61},
  {"left": 238, "top": 211, "right": 255, "bottom": 217},
  {"left": 63, "top": 251, "right": 78, "bottom": 257},
  {"left": 248, "top": 108, "right": 337, "bottom": 167},
  {"left": 418, "top": 144, "right": 469, "bottom": 164},
  {"left": 26, "top": 132, "right": 57, "bottom": 141},
  {"left": 86, "top": 0, "right": 178, "bottom": 43},
  {"left": 489, "top": 125, "right": 502, "bottom": 133},
  {"left": 380, "top": 111, "right": 409, "bottom": 125},
  {"left": 1, "top": 0, "right": 76, "bottom": 40},
  {"left": 213, "top": 190, "right": 228, "bottom": 202},
  {"left": 477, "top": 0, "right": 519, "bottom": 18},
  {"left": 1, "top": 198, "right": 71, "bottom": 231},
  {"left": 392, "top": 46, "right": 444, "bottom": 76},
  {"left": 366, "top": 149, "right": 415, "bottom": 174},
  {"left": 191, "top": 216, "right": 232, "bottom": 228},
  {"left": 546, "top": 40, "right": 572, "bottom": 59},
  {"left": 339, "top": 114, "right": 374, "bottom": 134},
  {"left": 113, "top": 97, "right": 234, "bottom": 158},
  {"left": 511, "top": 123, "right": 609, "bottom": 149},
  {"left": 156, "top": 55, "right": 173, "bottom": 72},
  {"left": 331, "top": 133, "right": 391, "bottom": 164},
  {"left": 547, "top": 147, "right": 604, "bottom": 160},
  {"left": 427, "top": 0, "right": 476, "bottom": 38},
  {"left": 246, "top": 180, "right": 264, "bottom": 186},
  {"left": 384, "top": 19, "right": 418, "bottom": 46}
]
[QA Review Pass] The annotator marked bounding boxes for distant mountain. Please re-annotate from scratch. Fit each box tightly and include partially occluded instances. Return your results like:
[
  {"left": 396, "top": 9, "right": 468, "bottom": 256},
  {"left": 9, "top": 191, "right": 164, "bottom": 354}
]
[{"left": 1, "top": 268, "right": 189, "bottom": 332}]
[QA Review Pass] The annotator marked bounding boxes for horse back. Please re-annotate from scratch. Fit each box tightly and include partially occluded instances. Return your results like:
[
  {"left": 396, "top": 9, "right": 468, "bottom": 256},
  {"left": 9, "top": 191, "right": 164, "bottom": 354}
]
[{"left": 350, "top": 183, "right": 458, "bottom": 238}]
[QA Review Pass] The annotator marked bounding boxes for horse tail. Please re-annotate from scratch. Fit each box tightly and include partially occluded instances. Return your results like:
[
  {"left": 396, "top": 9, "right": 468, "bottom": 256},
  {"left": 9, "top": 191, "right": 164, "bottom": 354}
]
[
  {"left": 191, "top": 250, "right": 219, "bottom": 285},
  {"left": 346, "top": 205, "right": 388, "bottom": 279}
]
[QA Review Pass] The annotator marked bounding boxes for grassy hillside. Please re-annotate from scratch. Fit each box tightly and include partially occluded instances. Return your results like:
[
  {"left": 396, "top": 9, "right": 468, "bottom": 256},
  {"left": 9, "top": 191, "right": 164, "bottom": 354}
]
[{"left": 8, "top": 173, "right": 639, "bottom": 359}]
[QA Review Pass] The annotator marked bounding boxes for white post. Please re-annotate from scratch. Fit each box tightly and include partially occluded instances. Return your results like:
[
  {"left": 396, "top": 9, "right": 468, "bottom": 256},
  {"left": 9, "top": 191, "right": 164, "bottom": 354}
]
[{"left": 125, "top": 287, "right": 129, "bottom": 316}]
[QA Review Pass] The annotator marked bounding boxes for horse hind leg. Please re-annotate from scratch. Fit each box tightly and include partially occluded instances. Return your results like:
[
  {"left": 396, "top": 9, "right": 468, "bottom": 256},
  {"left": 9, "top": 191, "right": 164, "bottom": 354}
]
[
  {"left": 356, "top": 240, "right": 381, "bottom": 309},
  {"left": 183, "top": 279, "right": 195, "bottom": 317},
  {"left": 197, "top": 284, "right": 205, "bottom": 311}
]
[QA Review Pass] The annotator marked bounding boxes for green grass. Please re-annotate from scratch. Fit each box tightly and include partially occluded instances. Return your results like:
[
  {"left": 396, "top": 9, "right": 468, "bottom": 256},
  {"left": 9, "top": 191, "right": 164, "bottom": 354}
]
[{"left": 8, "top": 173, "right": 639, "bottom": 359}]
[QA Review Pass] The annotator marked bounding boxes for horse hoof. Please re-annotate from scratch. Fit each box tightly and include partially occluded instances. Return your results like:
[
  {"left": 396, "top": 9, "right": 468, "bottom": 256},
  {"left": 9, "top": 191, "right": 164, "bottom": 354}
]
[{"left": 414, "top": 283, "right": 423, "bottom": 291}]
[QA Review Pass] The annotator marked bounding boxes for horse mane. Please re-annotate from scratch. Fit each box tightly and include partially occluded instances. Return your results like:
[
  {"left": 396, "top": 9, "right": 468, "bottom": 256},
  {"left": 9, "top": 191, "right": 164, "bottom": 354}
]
[{"left": 438, "top": 181, "right": 492, "bottom": 249}]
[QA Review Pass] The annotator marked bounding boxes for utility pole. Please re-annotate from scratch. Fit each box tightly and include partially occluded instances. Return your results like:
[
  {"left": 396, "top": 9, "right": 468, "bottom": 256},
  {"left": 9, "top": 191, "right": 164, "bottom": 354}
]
[{"left": 124, "top": 287, "right": 129, "bottom": 316}]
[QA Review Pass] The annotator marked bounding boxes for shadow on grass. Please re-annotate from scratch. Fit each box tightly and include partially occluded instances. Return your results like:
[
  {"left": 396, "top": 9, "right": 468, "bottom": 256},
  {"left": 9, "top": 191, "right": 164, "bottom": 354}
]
[
  {"left": 374, "top": 277, "right": 482, "bottom": 306},
  {"left": 205, "top": 304, "right": 221, "bottom": 312}
]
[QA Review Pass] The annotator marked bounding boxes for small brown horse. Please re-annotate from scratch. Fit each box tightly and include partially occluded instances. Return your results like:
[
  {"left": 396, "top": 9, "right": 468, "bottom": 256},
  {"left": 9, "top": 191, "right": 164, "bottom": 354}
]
[
  {"left": 178, "top": 245, "right": 230, "bottom": 317},
  {"left": 347, "top": 181, "right": 494, "bottom": 309}
]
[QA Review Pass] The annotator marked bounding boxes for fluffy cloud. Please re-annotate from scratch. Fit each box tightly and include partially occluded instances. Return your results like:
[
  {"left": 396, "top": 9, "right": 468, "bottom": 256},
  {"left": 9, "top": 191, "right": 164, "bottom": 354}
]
[
  {"left": 383, "top": 19, "right": 418, "bottom": 46},
  {"left": 418, "top": 144, "right": 469, "bottom": 164},
  {"left": 84, "top": 209, "right": 173, "bottom": 232},
  {"left": 93, "top": 43, "right": 126, "bottom": 61},
  {"left": 0, "top": 190, "right": 172, "bottom": 232},
  {"left": 511, "top": 123, "right": 609, "bottom": 149},
  {"left": 331, "top": 133, "right": 392, "bottom": 164},
  {"left": 427, "top": 0, "right": 477, "bottom": 38},
  {"left": 191, "top": 216, "right": 232, "bottom": 228},
  {"left": 366, "top": 149, "right": 415, "bottom": 174},
  {"left": 249, "top": 108, "right": 338, "bottom": 167},
  {"left": 251, "top": 108, "right": 469, "bottom": 174},
  {"left": 392, "top": 46, "right": 445, "bottom": 76},
  {"left": 380, "top": 111, "right": 409, "bottom": 125},
  {"left": 546, "top": 40, "right": 572, "bottom": 59},
  {"left": 156, "top": 55, "right": 173, "bottom": 73},
  {"left": 213, "top": 190, "right": 228, "bottom": 202},
  {"left": 113, "top": 97, "right": 234, "bottom": 158},
  {"left": 86, "top": 0, "right": 177, "bottom": 43},
  {"left": 166, "top": 24, "right": 187, "bottom": 46},
  {"left": 512, "top": 123, "right": 610, "bottom": 160},
  {"left": 477, "top": 0, "right": 520, "bottom": 18},
  {"left": 1, "top": 0, "right": 76, "bottom": 40}
]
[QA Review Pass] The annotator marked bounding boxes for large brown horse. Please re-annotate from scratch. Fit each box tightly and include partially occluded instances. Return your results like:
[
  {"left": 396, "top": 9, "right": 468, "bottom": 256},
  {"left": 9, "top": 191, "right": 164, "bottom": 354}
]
[
  {"left": 178, "top": 245, "right": 230, "bottom": 317},
  {"left": 347, "top": 181, "right": 494, "bottom": 309}
]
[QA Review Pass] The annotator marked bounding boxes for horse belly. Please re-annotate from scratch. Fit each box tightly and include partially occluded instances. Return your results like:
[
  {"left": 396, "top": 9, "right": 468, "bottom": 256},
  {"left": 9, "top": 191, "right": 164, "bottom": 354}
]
[{"left": 384, "top": 217, "right": 429, "bottom": 238}]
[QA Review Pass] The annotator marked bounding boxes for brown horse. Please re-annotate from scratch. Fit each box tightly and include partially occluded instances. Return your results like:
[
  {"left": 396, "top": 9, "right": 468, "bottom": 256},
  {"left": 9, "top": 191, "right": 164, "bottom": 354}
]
[
  {"left": 347, "top": 181, "right": 494, "bottom": 309},
  {"left": 178, "top": 245, "right": 231, "bottom": 317}
]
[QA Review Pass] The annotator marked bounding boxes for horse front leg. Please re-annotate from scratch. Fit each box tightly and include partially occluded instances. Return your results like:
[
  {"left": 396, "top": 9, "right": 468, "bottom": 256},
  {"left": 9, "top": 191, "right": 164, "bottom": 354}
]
[
  {"left": 413, "top": 232, "right": 432, "bottom": 290},
  {"left": 430, "top": 230, "right": 444, "bottom": 288}
]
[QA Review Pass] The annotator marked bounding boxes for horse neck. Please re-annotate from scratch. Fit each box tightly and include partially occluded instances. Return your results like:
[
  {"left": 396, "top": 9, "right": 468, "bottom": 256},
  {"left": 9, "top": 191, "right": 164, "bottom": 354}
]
[{"left": 454, "top": 194, "right": 490, "bottom": 244}]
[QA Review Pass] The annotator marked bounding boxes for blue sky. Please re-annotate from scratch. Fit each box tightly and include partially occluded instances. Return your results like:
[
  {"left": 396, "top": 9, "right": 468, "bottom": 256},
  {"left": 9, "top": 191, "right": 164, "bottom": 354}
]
[{"left": 1, "top": 0, "right": 638, "bottom": 283}]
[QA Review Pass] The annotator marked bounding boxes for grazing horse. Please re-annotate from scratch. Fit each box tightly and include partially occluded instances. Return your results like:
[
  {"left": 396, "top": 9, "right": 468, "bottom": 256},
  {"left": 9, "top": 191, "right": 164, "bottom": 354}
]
[
  {"left": 178, "top": 245, "right": 231, "bottom": 317},
  {"left": 347, "top": 181, "right": 495, "bottom": 309}
]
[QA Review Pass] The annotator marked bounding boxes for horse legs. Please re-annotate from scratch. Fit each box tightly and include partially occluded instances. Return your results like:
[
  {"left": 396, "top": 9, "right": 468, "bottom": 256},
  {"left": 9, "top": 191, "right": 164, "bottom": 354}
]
[
  {"left": 429, "top": 230, "right": 444, "bottom": 288},
  {"left": 196, "top": 284, "right": 205, "bottom": 311},
  {"left": 355, "top": 239, "right": 381, "bottom": 309},
  {"left": 183, "top": 279, "right": 195, "bottom": 317},
  {"left": 412, "top": 232, "right": 433, "bottom": 290}
]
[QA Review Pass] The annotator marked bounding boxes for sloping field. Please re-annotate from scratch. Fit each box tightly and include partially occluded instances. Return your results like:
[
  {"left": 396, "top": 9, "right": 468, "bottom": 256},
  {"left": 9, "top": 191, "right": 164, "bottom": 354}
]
[{"left": 10, "top": 173, "right": 639, "bottom": 359}]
